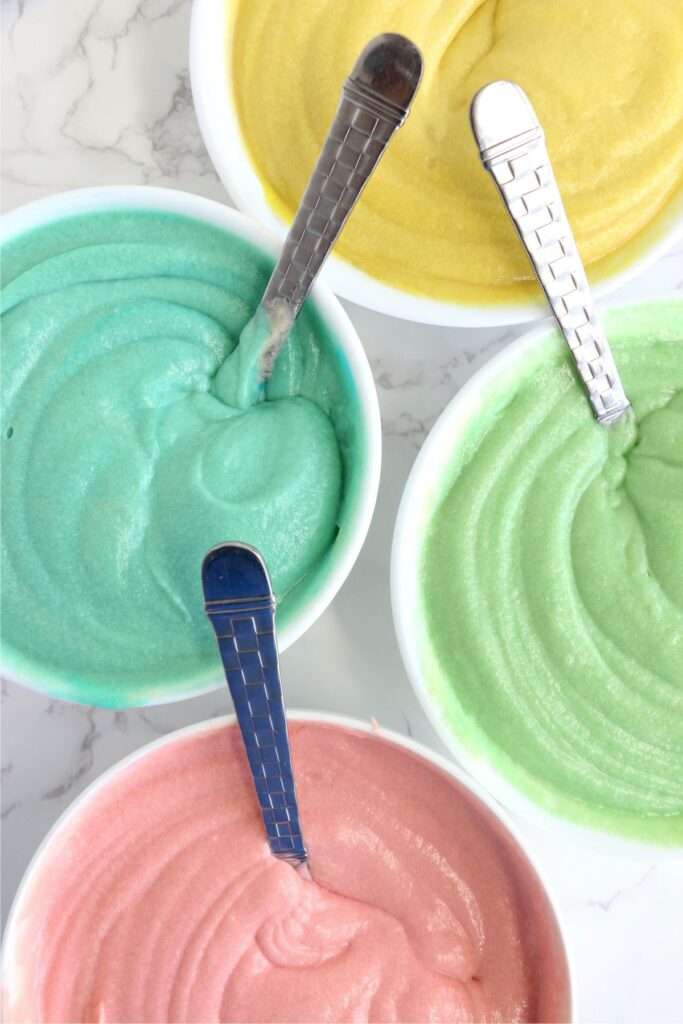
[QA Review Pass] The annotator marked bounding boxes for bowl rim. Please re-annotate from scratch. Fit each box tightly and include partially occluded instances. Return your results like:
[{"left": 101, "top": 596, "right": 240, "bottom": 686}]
[
  {"left": 391, "top": 291, "right": 683, "bottom": 858},
  {"left": 189, "top": 0, "right": 683, "bottom": 328},
  {"left": 1, "top": 709, "right": 576, "bottom": 1020},
  {"left": 0, "top": 185, "right": 382, "bottom": 707}
]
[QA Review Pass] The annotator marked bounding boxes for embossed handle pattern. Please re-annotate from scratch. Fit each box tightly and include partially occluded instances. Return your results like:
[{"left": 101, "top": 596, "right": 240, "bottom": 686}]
[
  {"left": 202, "top": 545, "right": 306, "bottom": 864},
  {"left": 262, "top": 34, "right": 422, "bottom": 318},
  {"left": 471, "top": 82, "right": 630, "bottom": 424}
]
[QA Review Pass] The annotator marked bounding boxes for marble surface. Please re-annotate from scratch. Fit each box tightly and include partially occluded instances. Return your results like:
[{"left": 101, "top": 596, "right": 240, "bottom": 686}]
[{"left": 2, "top": 1, "right": 682, "bottom": 1021}]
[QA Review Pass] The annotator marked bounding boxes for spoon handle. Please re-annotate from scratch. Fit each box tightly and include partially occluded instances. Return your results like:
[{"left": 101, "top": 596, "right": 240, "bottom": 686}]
[
  {"left": 258, "top": 33, "right": 422, "bottom": 371},
  {"left": 202, "top": 543, "right": 307, "bottom": 865},
  {"left": 470, "top": 81, "right": 630, "bottom": 425}
]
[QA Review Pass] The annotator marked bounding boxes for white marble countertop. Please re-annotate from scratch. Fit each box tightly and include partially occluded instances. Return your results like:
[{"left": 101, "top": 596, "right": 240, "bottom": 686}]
[{"left": 2, "top": 2, "right": 682, "bottom": 1021}]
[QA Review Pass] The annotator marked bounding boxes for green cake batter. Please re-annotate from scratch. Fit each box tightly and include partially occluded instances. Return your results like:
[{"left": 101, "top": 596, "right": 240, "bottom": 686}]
[
  {"left": 418, "top": 298, "right": 683, "bottom": 845},
  {"left": 1, "top": 208, "right": 363, "bottom": 707}
]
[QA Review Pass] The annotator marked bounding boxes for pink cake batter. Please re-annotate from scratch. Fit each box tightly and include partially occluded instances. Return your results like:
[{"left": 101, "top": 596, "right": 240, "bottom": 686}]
[{"left": 3, "top": 721, "right": 570, "bottom": 1023}]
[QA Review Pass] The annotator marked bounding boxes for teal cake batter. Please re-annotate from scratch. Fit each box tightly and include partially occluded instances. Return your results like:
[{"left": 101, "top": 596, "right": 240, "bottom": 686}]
[{"left": 1, "top": 208, "right": 363, "bottom": 706}]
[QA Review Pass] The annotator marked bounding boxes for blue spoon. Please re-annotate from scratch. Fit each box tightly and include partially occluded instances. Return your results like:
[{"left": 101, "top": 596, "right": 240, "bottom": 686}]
[{"left": 202, "top": 543, "right": 307, "bottom": 864}]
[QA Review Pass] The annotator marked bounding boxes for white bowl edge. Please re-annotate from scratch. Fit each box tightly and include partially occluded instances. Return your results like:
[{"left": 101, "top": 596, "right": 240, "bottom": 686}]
[
  {"left": 390, "top": 292, "right": 683, "bottom": 859},
  {"left": 1, "top": 709, "right": 577, "bottom": 1019},
  {"left": 189, "top": 0, "right": 683, "bottom": 328},
  {"left": 0, "top": 186, "right": 382, "bottom": 706}
]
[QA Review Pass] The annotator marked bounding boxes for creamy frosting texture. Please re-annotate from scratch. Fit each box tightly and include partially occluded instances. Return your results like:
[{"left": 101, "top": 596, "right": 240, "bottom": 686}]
[
  {"left": 1, "top": 210, "right": 363, "bottom": 706},
  {"left": 418, "top": 299, "right": 683, "bottom": 843},
  {"left": 3, "top": 722, "right": 569, "bottom": 1023},
  {"left": 231, "top": 0, "right": 683, "bottom": 304}
]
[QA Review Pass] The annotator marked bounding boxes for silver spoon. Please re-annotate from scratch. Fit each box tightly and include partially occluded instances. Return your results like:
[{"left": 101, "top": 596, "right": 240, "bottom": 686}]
[
  {"left": 216, "top": 33, "right": 423, "bottom": 408},
  {"left": 470, "top": 81, "right": 630, "bottom": 425},
  {"left": 202, "top": 543, "right": 307, "bottom": 865}
]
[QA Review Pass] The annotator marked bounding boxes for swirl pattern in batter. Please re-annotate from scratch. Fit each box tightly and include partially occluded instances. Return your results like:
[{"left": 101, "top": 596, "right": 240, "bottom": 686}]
[
  {"left": 231, "top": 0, "right": 683, "bottom": 305},
  {"left": 1, "top": 209, "right": 363, "bottom": 706},
  {"left": 2, "top": 722, "right": 569, "bottom": 1023},
  {"left": 418, "top": 299, "right": 683, "bottom": 843}
]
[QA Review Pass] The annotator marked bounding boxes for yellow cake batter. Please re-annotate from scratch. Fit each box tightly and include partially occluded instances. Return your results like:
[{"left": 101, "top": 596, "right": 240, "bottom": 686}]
[{"left": 230, "top": 0, "right": 683, "bottom": 305}]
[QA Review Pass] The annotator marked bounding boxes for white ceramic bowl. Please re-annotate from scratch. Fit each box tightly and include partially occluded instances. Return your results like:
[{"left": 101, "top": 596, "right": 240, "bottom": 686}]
[
  {"left": 2, "top": 710, "right": 575, "bottom": 1019},
  {"left": 391, "top": 295, "right": 682, "bottom": 857},
  {"left": 190, "top": 0, "right": 683, "bottom": 327},
  {"left": 0, "top": 186, "right": 381, "bottom": 707}
]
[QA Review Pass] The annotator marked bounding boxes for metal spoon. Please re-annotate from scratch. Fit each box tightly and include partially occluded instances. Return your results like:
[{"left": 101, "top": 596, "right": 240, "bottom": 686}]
[
  {"left": 202, "top": 542, "right": 307, "bottom": 865},
  {"left": 216, "top": 33, "right": 423, "bottom": 408},
  {"left": 470, "top": 81, "right": 630, "bottom": 425}
]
